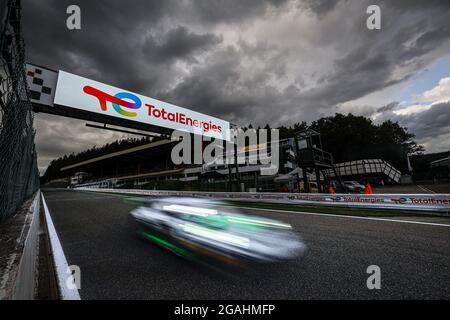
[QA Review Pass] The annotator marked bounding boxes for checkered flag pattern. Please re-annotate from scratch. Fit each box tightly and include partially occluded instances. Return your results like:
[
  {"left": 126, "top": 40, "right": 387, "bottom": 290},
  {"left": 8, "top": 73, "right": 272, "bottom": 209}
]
[{"left": 25, "top": 64, "right": 58, "bottom": 106}]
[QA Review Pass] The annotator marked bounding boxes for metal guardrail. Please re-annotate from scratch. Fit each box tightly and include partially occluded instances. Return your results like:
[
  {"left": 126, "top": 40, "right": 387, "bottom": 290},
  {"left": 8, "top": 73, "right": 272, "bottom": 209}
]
[{"left": 75, "top": 187, "right": 450, "bottom": 214}]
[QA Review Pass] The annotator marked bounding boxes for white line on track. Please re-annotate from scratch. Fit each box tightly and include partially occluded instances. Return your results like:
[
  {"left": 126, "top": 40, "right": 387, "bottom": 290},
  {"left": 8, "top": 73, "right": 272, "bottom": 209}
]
[
  {"left": 42, "top": 194, "right": 81, "bottom": 300},
  {"left": 418, "top": 185, "right": 436, "bottom": 194},
  {"left": 232, "top": 206, "right": 450, "bottom": 227}
]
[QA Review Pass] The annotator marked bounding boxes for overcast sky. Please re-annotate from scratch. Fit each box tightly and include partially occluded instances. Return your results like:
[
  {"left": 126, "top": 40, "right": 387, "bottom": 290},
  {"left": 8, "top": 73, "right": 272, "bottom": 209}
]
[{"left": 22, "top": 0, "right": 450, "bottom": 173}]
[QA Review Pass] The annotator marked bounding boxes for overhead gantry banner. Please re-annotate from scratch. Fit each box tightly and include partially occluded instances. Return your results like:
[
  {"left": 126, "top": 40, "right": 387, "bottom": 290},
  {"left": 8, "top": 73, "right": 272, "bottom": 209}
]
[{"left": 25, "top": 63, "right": 231, "bottom": 141}]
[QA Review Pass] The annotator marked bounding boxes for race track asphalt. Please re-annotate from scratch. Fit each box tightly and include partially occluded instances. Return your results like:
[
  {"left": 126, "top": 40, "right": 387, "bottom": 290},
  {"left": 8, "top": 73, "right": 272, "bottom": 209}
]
[{"left": 42, "top": 189, "right": 450, "bottom": 299}]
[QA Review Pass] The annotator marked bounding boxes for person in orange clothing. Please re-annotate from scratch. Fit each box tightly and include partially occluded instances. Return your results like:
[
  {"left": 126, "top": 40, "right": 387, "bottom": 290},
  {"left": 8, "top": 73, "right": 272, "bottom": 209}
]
[{"left": 364, "top": 182, "right": 373, "bottom": 194}]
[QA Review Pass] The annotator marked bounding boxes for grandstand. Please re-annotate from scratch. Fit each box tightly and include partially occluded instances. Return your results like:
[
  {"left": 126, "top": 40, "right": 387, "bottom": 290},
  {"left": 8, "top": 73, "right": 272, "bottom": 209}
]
[
  {"left": 52, "top": 137, "right": 298, "bottom": 192},
  {"left": 60, "top": 139, "right": 180, "bottom": 188}
]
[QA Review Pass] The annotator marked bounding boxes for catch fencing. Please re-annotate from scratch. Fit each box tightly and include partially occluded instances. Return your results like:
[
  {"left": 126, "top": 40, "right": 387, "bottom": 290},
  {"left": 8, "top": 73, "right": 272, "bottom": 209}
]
[{"left": 0, "top": 0, "right": 40, "bottom": 222}]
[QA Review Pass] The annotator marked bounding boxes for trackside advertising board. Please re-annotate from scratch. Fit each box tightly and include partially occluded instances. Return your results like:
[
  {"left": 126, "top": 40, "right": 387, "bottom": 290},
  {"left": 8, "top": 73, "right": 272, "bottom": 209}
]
[
  {"left": 53, "top": 70, "right": 231, "bottom": 141},
  {"left": 76, "top": 188, "right": 450, "bottom": 214}
]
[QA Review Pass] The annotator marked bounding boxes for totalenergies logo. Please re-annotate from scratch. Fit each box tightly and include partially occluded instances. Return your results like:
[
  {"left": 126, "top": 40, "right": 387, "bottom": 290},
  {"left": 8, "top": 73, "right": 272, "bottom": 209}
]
[
  {"left": 83, "top": 86, "right": 141, "bottom": 117},
  {"left": 83, "top": 85, "right": 223, "bottom": 134}
]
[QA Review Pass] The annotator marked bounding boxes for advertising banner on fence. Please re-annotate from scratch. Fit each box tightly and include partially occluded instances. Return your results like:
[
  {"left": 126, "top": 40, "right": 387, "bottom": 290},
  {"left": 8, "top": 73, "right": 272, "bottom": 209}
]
[
  {"left": 53, "top": 71, "right": 231, "bottom": 141},
  {"left": 76, "top": 188, "right": 450, "bottom": 214}
]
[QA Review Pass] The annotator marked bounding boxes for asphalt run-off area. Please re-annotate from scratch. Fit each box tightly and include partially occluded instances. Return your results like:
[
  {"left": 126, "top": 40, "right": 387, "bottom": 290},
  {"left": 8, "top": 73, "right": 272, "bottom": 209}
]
[{"left": 42, "top": 189, "right": 450, "bottom": 299}]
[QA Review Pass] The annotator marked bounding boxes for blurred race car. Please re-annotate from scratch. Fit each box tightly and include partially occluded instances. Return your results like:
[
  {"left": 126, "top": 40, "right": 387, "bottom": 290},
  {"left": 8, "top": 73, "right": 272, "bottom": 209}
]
[
  {"left": 129, "top": 197, "right": 306, "bottom": 264},
  {"left": 343, "top": 180, "right": 365, "bottom": 193}
]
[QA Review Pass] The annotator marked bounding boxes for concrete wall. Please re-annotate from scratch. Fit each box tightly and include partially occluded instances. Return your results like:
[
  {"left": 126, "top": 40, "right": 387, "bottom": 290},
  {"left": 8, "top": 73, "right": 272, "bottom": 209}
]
[{"left": 0, "top": 191, "right": 40, "bottom": 300}]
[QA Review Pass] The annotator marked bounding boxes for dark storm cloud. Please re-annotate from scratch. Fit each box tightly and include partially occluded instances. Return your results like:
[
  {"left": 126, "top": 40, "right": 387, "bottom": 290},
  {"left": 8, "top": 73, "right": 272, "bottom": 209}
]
[
  {"left": 368, "top": 101, "right": 450, "bottom": 153},
  {"left": 376, "top": 102, "right": 399, "bottom": 113},
  {"left": 298, "top": 0, "right": 342, "bottom": 16},
  {"left": 142, "top": 26, "right": 222, "bottom": 65},
  {"left": 23, "top": 0, "right": 175, "bottom": 93},
  {"left": 159, "top": 0, "right": 450, "bottom": 126},
  {"left": 294, "top": 3, "right": 450, "bottom": 117},
  {"left": 395, "top": 102, "right": 450, "bottom": 140},
  {"left": 187, "top": 0, "right": 289, "bottom": 24},
  {"left": 22, "top": 0, "right": 450, "bottom": 171},
  {"left": 23, "top": 0, "right": 284, "bottom": 93},
  {"left": 158, "top": 45, "right": 292, "bottom": 125},
  {"left": 158, "top": 46, "right": 254, "bottom": 120}
]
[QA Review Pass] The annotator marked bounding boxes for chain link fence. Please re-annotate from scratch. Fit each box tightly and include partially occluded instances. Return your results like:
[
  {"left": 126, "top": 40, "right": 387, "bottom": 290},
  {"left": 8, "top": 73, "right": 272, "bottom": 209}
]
[{"left": 0, "top": 0, "right": 40, "bottom": 222}]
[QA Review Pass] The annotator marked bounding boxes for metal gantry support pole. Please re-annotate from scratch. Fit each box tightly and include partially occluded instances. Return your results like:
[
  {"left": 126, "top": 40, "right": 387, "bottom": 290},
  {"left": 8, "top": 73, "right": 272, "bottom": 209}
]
[
  {"left": 315, "top": 166, "right": 322, "bottom": 193},
  {"left": 234, "top": 142, "right": 240, "bottom": 191},
  {"left": 228, "top": 162, "right": 232, "bottom": 192},
  {"left": 302, "top": 167, "right": 310, "bottom": 193}
]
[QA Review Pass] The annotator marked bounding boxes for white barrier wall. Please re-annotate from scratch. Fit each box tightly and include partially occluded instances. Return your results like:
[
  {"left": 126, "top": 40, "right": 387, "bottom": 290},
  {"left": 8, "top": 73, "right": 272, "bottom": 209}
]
[{"left": 76, "top": 188, "right": 450, "bottom": 214}]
